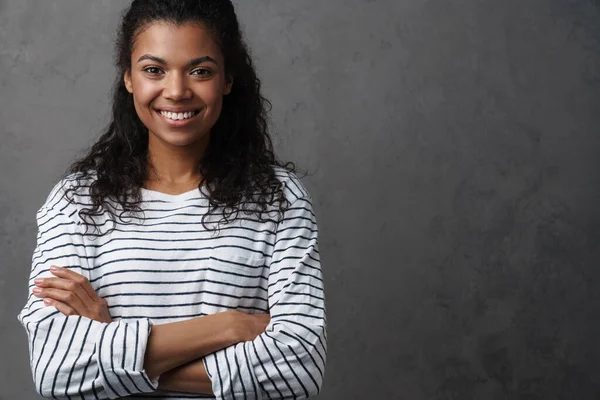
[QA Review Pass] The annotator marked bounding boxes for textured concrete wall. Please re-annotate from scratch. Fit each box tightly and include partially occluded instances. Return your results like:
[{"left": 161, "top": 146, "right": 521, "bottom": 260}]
[{"left": 2, "top": 0, "right": 600, "bottom": 399}]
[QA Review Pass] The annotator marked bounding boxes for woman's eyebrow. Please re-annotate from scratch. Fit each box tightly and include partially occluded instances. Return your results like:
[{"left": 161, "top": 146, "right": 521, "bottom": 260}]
[
  {"left": 137, "top": 54, "right": 219, "bottom": 67},
  {"left": 137, "top": 54, "right": 167, "bottom": 64},
  {"left": 189, "top": 56, "right": 219, "bottom": 67}
]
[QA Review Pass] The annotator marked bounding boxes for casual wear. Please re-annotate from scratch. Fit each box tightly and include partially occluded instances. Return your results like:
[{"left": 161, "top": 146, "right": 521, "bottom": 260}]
[{"left": 17, "top": 166, "right": 327, "bottom": 400}]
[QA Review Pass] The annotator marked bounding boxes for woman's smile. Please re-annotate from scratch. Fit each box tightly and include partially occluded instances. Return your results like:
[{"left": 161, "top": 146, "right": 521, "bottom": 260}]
[{"left": 155, "top": 108, "right": 203, "bottom": 126}]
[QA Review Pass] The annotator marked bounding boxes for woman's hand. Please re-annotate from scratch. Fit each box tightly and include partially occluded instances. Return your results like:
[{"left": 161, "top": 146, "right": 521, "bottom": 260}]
[
  {"left": 32, "top": 266, "right": 112, "bottom": 323},
  {"left": 227, "top": 310, "right": 271, "bottom": 342},
  {"left": 30, "top": 266, "right": 270, "bottom": 339}
]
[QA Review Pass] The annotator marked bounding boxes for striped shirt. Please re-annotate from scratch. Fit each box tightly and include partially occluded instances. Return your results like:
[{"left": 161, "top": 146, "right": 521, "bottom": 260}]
[{"left": 17, "top": 166, "right": 327, "bottom": 399}]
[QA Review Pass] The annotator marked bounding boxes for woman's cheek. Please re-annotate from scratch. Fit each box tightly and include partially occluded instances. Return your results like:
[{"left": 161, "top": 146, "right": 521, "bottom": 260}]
[
  {"left": 135, "top": 81, "right": 162, "bottom": 106},
  {"left": 197, "top": 81, "right": 222, "bottom": 106}
]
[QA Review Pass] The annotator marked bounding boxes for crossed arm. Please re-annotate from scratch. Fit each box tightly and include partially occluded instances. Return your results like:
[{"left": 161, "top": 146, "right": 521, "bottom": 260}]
[{"left": 31, "top": 266, "right": 267, "bottom": 394}]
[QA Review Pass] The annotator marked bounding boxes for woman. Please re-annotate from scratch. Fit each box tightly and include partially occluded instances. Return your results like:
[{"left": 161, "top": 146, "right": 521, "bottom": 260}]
[{"left": 17, "top": 0, "right": 326, "bottom": 399}]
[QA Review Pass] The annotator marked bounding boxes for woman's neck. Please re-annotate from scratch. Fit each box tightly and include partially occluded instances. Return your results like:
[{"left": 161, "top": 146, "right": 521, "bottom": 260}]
[{"left": 145, "top": 133, "right": 206, "bottom": 188}]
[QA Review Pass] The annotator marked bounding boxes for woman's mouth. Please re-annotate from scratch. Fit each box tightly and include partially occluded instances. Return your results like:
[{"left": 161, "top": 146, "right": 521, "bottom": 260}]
[
  {"left": 156, "top": 109, "right": 202, "bottom": 126},
  {"left": 157, "top": 109, "right": 201, "bottom": 122}
]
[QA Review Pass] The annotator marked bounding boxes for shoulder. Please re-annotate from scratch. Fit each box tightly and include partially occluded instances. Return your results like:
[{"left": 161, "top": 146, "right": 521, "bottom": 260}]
[
  {"left": 272, "top": 165, "right": 312, "bottom": 204},
  {"left": 40, "top": 171, "right": 97, "bottom": 216}
]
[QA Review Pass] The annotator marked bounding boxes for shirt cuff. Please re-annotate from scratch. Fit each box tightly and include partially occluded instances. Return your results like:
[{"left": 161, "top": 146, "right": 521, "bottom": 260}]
[
  {"left": 96, "top": 319, "right": 158, "bottom": 398},
  {"left": 203, "top": 342, "right": 262, "bottom": 400}
]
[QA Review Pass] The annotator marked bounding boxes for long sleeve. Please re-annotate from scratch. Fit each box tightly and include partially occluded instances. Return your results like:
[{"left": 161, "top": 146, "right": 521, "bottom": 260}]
[
  {"left": 203, "top": 195, "right": 327, "bottom": 399},
  {"left": 17, "top": 186, "right": 159, "bottom": 399}
]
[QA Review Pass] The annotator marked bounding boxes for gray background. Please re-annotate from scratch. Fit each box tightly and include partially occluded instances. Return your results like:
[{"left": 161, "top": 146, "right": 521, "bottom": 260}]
[{"left": 1, "top": 0, "right": 599, "bottom": 399}]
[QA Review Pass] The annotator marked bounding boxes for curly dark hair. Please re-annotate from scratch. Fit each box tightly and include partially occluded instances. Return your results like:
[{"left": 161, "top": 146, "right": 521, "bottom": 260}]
[{"left": 63, "top": 0, "right": 303, "bottom": 233}]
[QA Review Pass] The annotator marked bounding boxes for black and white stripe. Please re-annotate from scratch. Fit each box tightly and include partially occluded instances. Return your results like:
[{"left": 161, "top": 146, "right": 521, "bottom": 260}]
[{"left": 18, "top": 167, "right": 326, "bottom": 399}]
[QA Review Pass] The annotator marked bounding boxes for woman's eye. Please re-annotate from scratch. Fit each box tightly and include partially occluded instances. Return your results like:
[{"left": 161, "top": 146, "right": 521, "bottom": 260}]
[
  {"left": 192, "top": 69, "right": 211, "bottom": 76},
  {"left": 143, "top": 67, "right": 162, "bottom": 74}
]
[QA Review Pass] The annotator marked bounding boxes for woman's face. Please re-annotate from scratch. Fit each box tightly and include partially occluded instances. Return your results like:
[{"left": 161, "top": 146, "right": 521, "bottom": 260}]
[{"left": 124, "top": 22, "right": 232, "bottom": 149}]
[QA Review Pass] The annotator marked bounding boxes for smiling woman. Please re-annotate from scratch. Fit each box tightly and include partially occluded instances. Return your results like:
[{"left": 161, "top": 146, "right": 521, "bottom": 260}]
[
  {"left": 17, "top": 1, "right": 326, "bottom": 399},
  {"left": 125, "top": 23, "right": 232, "bottom": 150}
]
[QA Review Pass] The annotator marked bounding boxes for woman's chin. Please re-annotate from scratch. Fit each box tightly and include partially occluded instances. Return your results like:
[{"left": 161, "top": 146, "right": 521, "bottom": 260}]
[{"left": 148, "top": 129, "right": 210, "bottom": 149}]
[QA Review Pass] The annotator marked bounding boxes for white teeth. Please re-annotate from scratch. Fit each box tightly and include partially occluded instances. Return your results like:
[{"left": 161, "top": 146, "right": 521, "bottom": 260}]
[{"left": 159, "top": 110, "right": 197, "bottom": 121}]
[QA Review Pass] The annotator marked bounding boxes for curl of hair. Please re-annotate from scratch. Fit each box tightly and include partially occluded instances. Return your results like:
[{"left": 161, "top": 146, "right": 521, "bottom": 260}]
[{"left": 63, "top": 0, "right": 304, "bottom": 234}]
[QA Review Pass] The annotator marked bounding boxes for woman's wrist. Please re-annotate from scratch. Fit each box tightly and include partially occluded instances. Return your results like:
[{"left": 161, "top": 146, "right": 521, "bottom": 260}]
[
  {"left": 158, "top": 359, "right": 213, "bottom": 395},
  {"left": 225, "top": 310, "right": 271, "bottom": 343},
  {"left": 143, "top": 311, "right": 244, "bottom": 380},
  {"left": 219, "top": 310, "right": 246, "bottom": 344}
]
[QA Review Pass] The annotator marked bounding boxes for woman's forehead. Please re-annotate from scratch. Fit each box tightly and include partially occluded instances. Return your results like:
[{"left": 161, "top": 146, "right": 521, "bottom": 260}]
[{"left": 132, "top": 21, "right": 223, "bottom": 63}]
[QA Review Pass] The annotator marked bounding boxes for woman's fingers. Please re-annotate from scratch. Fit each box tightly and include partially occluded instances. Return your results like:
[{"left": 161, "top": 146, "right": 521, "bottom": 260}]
[
  {"left": 32, "top": 287, "right": 87, "bottom": 316},
  {"left": 49, "top": 266, "right": 98, "bottom": 301},
  {"left": 43, "top": 298, "right": 77, "bottom": 317},
  {"left": 33, "top": 266, "right": 113, "bottom": 323},
  {"left": 34, "top": 275, "right": 93, "bottom": 305}
]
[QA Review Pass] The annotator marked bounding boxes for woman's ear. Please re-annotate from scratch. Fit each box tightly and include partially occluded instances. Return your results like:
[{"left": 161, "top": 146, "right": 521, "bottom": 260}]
[
  {"left": 124, "top": 70, "right": 133, "bottom": 94},
  {"left": 224, "top": 76, "right": 233, "bottom": 95}
]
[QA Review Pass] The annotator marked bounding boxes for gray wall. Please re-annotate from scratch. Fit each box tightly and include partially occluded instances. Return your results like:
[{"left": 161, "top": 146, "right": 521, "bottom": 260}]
[{"left": 1, "top": 0, "right": 599, "bottom": 399}]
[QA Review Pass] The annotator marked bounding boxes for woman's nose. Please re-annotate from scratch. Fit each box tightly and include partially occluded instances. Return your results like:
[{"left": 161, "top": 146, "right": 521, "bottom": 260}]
[{"left": 163, "top": 72, "right": 192, "bottom": 100}]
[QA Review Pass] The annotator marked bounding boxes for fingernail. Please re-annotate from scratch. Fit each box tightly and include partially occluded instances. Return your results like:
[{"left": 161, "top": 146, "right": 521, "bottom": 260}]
[
  {"left": 32, "top": 288, "right": 41, "bottom": 295},
  {"left": 49, "top": 266, "right": 59, "bottom": 272},
  {"left": 34, "top": 278, "right": 44, "bottom": 285},
  {"left": 43, "top": 298, "right": 52, "bottom": 305}
]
